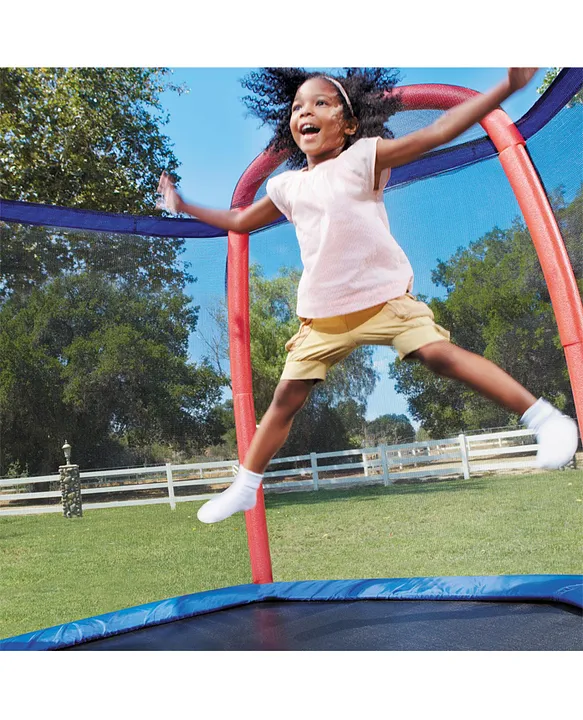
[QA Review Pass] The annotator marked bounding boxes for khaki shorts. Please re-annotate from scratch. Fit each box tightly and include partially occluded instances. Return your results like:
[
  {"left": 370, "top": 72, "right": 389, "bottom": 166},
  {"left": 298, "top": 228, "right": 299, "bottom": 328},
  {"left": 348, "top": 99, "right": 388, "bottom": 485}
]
[{"left": 281, "top": 293, "right": 451, "bottom": 382}]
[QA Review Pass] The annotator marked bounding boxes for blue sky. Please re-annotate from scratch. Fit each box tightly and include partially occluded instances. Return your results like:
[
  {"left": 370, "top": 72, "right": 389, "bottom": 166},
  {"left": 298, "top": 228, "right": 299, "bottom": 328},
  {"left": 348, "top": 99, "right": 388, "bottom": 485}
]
[
  {"left": 158, "top": 67, "right": 554, "bottom": 424},
  {"left": 160, "top": 68, "right": 548, "bottom": 208}
]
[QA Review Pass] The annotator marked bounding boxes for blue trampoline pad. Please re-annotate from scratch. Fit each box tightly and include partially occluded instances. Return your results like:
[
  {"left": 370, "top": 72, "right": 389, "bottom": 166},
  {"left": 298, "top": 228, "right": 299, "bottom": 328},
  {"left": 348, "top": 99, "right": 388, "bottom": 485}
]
[{"left": 2, "top": 576, "right": 581, "bottom": 651}]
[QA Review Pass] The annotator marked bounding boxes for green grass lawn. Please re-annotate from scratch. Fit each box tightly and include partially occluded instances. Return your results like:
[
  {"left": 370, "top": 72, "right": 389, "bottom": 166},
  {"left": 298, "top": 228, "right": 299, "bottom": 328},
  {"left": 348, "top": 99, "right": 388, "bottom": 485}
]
[{"left": 1, "top": 469, "right": 581, "bottom": 640}]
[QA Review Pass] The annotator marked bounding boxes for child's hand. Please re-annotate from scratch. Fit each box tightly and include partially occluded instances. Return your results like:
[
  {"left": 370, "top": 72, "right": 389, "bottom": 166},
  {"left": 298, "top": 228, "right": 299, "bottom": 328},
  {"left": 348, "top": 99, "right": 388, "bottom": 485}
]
[
  {"left": 507, "top": 68, "right": 537, "bottom": 92},
  {"left": 156, "top": 171, "right": 184, "bottom": 214}
]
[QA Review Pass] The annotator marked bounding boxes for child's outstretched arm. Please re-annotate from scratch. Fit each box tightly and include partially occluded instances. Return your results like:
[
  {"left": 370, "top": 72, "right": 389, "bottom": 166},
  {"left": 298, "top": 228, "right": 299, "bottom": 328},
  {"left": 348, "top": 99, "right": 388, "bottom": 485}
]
[
  {"left": 375, "top": 68, "right": 537, "bottom": 172},
  {"left": 157, "top": 172, "right": 282, "bottom": 233}
]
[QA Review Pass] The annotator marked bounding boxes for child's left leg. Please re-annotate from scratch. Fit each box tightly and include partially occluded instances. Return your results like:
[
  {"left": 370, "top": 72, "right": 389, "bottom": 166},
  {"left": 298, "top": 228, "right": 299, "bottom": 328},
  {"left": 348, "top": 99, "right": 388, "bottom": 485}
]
[{"left": 410, "top": 341, "right": 579, "bottom": 468}]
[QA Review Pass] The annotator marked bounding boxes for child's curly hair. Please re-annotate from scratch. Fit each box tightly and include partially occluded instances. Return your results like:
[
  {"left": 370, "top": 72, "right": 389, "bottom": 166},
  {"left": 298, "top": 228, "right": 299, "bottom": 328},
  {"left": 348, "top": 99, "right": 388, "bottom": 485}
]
[{"left": 241, "top": 68, "right": 402, "bottom": 169}]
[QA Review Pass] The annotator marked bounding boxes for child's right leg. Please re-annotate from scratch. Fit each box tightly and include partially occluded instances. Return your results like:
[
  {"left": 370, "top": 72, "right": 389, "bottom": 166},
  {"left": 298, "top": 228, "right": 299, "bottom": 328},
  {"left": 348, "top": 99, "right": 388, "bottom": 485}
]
[
  {"left": 197, "top": 379, "right": 314, "bottom": 524},
  {"left": 356, "top": 294, "right": 579, "bottom": 469}
]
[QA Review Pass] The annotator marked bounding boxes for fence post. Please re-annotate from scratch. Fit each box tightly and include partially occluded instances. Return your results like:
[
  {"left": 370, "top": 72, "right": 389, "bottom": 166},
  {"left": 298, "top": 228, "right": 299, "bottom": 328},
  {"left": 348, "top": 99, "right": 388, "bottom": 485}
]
[
  {"left": 379, "top": 444, "right": 390, "bottom": 486},
  {"left": 165, "top": 463, "right": 176, "bottom": 510},
  {"left": 458, "top": 434, "right": 471, "bottom": 480},
  {"left": 363, "top": 449, "right": 370, "bottom": 477},
  {"left": 310, "top": 452, "right": 319, "bottom": 491}
]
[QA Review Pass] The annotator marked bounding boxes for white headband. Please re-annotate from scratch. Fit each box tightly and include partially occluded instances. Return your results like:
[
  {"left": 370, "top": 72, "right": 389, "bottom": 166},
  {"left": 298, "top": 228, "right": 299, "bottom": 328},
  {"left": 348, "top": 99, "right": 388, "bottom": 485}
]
[{"left": 322, "top": 76, "right": 354, "bottom": 116}]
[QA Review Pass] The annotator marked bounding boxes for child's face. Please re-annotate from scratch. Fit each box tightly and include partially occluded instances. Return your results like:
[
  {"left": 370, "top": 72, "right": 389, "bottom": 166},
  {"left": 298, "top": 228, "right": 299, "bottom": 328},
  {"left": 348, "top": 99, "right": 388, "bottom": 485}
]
[{"left": 290, "top": 78, "right": 357, "bottom": 167}]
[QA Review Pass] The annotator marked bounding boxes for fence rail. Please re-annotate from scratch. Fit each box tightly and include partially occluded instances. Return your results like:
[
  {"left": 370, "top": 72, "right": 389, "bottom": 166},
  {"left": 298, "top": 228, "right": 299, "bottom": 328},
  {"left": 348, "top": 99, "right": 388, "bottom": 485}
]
[{"left": 0, "top": 428, "right": 573, "bottom": 516}]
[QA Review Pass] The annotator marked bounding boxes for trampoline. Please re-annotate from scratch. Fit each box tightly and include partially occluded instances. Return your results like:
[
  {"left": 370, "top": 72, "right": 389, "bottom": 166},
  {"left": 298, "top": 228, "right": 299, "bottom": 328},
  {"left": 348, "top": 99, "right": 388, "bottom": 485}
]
[
  {"left": 1, "top": 69, "right": 582, "bottom": 652},
  {"left": 1, "top": 576, "right": 581, "bottom": 651}
]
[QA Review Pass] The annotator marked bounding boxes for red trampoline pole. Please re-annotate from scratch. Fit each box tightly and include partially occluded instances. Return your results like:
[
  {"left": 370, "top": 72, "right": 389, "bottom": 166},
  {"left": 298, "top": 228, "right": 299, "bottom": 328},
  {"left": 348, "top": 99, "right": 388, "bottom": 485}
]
[
  {"left": 227, "top": 227, "right": 272, "bottom": 584},
  {"left": 228, "top": 151, "right": 287, "bottom": 585},
  {"left": 496, "top": 144, "right": 583, "bottom": 436}
]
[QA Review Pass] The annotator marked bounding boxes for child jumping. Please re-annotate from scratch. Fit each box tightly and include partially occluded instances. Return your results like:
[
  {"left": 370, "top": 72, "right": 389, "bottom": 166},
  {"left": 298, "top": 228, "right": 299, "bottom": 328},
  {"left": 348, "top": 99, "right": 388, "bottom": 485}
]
[{"left": 157, "top": 67, "right": 579, "bottom": 524}]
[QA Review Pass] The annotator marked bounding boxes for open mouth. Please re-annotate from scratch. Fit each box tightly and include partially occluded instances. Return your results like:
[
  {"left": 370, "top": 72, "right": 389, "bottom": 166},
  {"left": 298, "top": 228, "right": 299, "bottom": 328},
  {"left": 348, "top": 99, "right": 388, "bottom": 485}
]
[{"left": 300, "top": 125, "right": 320, "bottom": 136}]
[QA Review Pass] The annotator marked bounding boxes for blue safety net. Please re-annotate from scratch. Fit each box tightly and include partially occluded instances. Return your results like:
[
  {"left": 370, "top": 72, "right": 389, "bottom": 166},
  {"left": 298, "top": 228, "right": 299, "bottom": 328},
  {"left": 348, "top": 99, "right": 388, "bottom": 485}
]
[{"left": 3, "top": 69, "right": 580, "bottom": 232}]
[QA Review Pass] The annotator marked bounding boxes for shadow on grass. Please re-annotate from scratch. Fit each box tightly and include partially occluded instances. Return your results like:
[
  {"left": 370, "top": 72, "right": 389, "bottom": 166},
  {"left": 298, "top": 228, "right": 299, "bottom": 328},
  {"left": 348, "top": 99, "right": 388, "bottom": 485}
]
[{"left": 264, "top": 477, "right": 489, "bottom": 510}]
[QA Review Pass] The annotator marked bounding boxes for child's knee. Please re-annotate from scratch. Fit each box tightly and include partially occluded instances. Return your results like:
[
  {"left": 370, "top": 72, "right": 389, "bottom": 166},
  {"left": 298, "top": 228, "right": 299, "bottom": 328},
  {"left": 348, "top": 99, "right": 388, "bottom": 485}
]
[
  {"left": 414, "top": 341, "right": 456, "bottom": 374},
  {"left": 273, "top": 379, "right": 313, "bottom": 414}
]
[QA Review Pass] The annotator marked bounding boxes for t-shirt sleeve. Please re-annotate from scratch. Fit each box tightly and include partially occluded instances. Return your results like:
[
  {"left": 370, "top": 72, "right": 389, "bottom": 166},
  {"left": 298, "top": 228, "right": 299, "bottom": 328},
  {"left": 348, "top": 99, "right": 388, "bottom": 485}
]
[
  {"left": 342, "top": 137, "right": 390, "bottom": 195},
  {"left": 266, "top": 173, "right": 293, "bottom": 222}
]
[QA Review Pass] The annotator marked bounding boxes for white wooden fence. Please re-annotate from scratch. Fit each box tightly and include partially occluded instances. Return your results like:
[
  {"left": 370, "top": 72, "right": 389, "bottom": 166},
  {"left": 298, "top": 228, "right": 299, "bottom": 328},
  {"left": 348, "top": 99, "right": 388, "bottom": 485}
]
[{"left": 0, "top": 428, "right": 567, "bottom": 517}]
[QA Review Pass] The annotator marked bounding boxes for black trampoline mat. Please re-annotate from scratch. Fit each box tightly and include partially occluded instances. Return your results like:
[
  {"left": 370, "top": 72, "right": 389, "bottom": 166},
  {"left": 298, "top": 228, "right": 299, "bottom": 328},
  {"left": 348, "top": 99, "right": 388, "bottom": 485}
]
[{"left": 65, "top": 600, "right": 583, "bottom": 651}]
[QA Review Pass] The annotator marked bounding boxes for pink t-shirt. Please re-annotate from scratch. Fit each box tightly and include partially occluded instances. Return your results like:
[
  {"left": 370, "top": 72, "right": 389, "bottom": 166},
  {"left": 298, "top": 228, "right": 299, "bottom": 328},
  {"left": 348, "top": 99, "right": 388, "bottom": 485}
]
[{"left": 266, "top": 137, "right": 414, "bottom": 319}]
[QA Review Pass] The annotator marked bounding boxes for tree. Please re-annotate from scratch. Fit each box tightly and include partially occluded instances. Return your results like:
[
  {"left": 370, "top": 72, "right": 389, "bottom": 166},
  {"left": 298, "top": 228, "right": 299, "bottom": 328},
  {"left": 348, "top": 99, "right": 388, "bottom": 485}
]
[
  {"left": 537, "top": 68, "right": 583, "bottom": 105},
  {"left": 208, "top": 264, "right": 378, "bottom": 455},
  {"left": 0, "top": 68, "right": 232, "bottom": 474},
  {"left": 0, "top": 68, "right": 183, "bottom": 210},
  {"left": 0, "top": 273, "right": 227, "bottom": 475},
  {"left": 365, "top": 414, "right": 416, "bottom": 446},
  {"left": 0, "top": 68, "right": 188, "bottom": 299},
  {"left": 389, "top": 189, "right": 582, "bottom": 437}
]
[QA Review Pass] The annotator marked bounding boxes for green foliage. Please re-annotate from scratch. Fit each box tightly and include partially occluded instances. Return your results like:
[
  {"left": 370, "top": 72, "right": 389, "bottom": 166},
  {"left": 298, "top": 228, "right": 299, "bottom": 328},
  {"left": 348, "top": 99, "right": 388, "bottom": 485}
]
[
  {"left": 0, "top": 273, "right": 227, "bottom": 475},
  {"left": 0, "top": 68, "right": 188, "bottom": 300},
  {"left": 537, "top": 68, "right": 583, "bottom": 105},
  {"left": 0, "top": 224, "right": 192, "bottom": 301},
  {"left": 0, "top": 67, "right": 182, "bottom": 210},
  {"left": 0, "top": 67, "right": 231, "bottom": 474},
  {"left": 390, "top": 188, "right": 582, "bottom": 437},
  {"left": 4, "top": 461, "right": 29, "bottom": 479},
  {"left": 415, "top": 426, "right": 431, "bottom": 442},
  {"left": 365, "top": 413, "right": 416, "bottom": 446},
  {"left": 248, "top": 266, "right": 302, "bottom": 415}
]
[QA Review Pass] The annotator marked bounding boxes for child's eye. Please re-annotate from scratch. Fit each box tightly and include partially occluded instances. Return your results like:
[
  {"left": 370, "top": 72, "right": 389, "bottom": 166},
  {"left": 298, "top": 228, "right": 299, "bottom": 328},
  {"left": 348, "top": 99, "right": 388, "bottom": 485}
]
[
  {"left": 292, "top": 103, "right": 301, "bottom": 112},
  {"left": 316, "top": 99, "right": 327, "bottom": 106}
]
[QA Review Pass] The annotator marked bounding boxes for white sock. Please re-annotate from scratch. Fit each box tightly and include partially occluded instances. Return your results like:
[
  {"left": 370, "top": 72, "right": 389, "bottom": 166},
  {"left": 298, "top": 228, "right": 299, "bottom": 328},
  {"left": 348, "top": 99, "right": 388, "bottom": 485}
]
[
  {"left": 197, "top": 466, "right": 263, "bottom": 524},
  {"left": 521, "top": 398, "right": 579, "bottom": 469}
]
